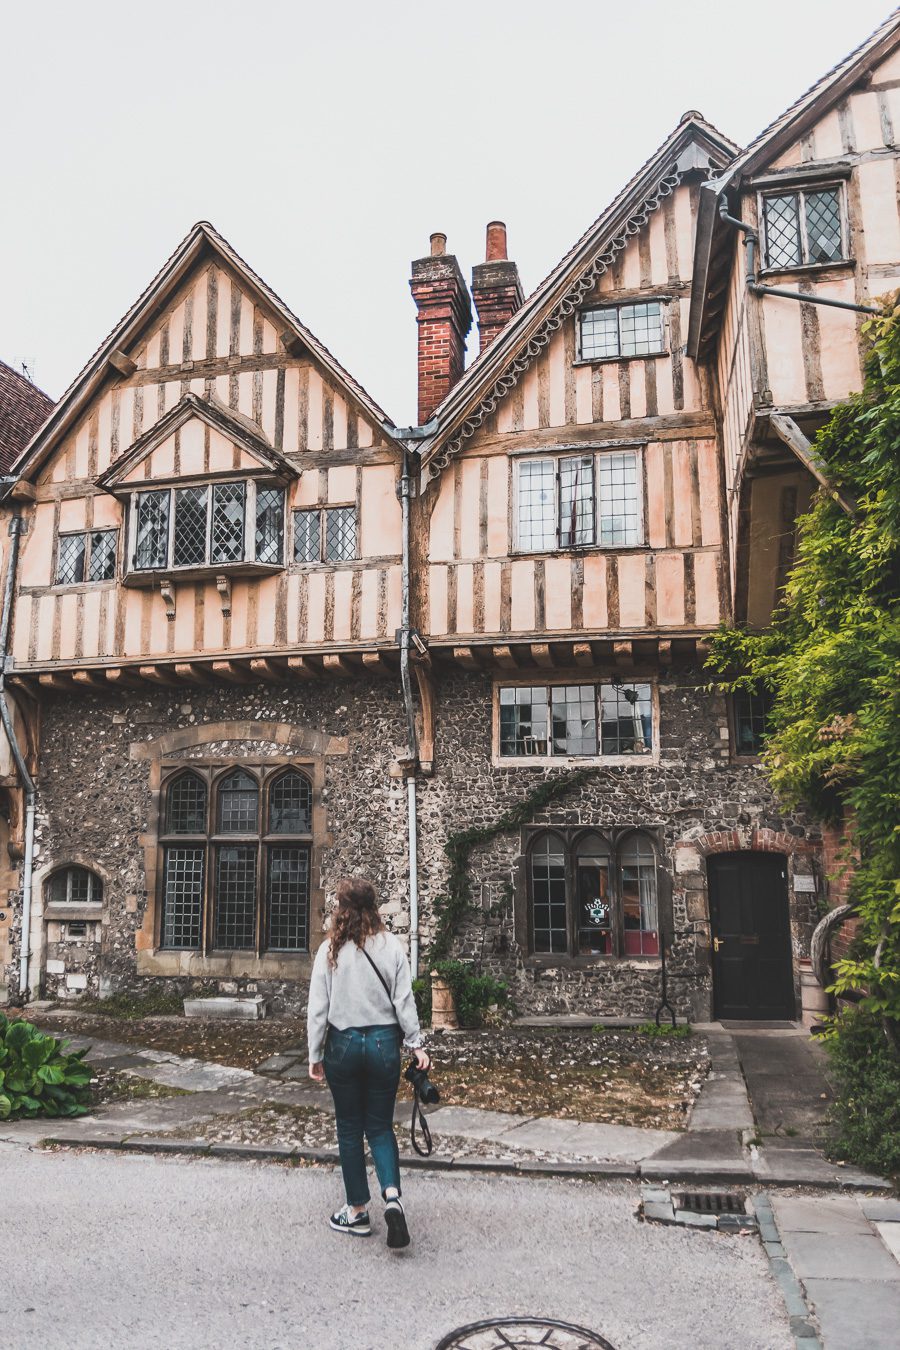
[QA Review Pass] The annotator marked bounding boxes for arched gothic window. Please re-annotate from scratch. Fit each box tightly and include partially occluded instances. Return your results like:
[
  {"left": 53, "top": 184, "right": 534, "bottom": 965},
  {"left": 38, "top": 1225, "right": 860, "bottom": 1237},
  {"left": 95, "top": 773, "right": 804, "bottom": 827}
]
[
  {"left": 527, "top": 828, "right": 660, "bottom": 958},
  {"left": 159, "top": 765, "right": 313, "bottom": 955}
]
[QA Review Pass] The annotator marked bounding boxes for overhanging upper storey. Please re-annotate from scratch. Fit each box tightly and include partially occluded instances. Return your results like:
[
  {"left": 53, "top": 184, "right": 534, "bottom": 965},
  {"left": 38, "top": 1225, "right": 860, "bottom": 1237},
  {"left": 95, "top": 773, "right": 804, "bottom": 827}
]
[
  {"left": 415, "top": 114, "right": 738, "bottom": 476},
  {"left": 688, "top": 9, "right": 900, "bottom": 361}
]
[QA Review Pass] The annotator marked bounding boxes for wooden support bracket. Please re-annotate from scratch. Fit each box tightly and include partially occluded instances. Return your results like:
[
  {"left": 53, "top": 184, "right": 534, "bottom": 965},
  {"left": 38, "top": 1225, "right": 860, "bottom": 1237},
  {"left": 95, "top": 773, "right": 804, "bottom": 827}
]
[
  {"left": 159, "top": 579, "right": 176, "bottom": 621},
  {"left": 249, "top": 658, "right": 287, "bottom": 684},
  {"left": 215, "top": 574, "right": 232, "bottom": 616},
  {"left": 412, "top": 659, "right": 435, "bottom": 774},
  {"left": 613, "top": 640, "right": 634, "bottom": 669},
  {"left": 573, "top": 642, "right": 594, "bottom": 668},
  {"left": 211, "top": 660, "right": 252, "bottom": 684},
  {"left": 139, "top": 664, "right": 179, "bottom": 685},
  {"left": 108, "top": 349, "right": 137, "bottom": 378},
  {"left": 38, "top": 673, "right": 74, "bottom": 691},
  {"left": 72, "top": 670, "right": 108, "bottom": 690},
  {"left": 491, "top": 645, "right": 518, "bottom": 671},
  {"left": 530, "top": 643, "right": 554, "bottom": 668},
  {"left": 453, "top": 647, "right": 481, "bottom": 670},
  {"left": 105, "top": 667, "right": 145, "bottom": 688},
  {"left": 287, "top": 656, "right": 318, "bottom": 680},
  {"left": 174, "top": 663, "right": 214, "bottom": 685},
  {"left": 322, "top": 654, "right": 353, "bottom": 678},
  {"left": 361, "top": 651, "right": 390, "bottom": 676},
  {"left": 769, "top": 412, "right": 858, "bottom": 518}
]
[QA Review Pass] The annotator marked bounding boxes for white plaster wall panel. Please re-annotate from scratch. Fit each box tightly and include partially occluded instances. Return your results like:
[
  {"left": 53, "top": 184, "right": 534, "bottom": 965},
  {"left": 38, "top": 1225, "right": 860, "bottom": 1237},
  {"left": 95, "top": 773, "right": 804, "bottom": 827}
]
[
  {"left": 582, "top": 555, "right": 608, "bottom": 629},
  {"left": 332, "top": 571, "right": 353, "bottom": 641},
  {"left": 429, "top": 564, "right": 448, "bottom": 635},
  {"left": 858, "top": 158, "right": 900, "bottom": 262},
  {"left": 510, "top": 559, "right": 535, "bottom": 631},
  {"left": 544, "top": 557, "right": 572, "bottom": 630},
  {"left": 694, "top": 550, "right": 721, "bottom": 626},
  {"left": 456, "top": 563, "right": 474, "bottom": 633},
  {"left": 282, "top": 367, "right": 299, "bottom": 454}
]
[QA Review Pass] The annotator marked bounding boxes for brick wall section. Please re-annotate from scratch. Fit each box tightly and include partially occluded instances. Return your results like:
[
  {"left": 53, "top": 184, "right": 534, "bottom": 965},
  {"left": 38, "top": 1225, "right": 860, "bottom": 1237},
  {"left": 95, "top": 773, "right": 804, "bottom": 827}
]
[
  {"left": 821, "top": 814, "right": 860, "bottom": 963},
  {"left": 409, "top": 253, "right": 472, "bottom": 424},
  {"left": 471, "top": 259, "right": 524, "bottom": 353}
]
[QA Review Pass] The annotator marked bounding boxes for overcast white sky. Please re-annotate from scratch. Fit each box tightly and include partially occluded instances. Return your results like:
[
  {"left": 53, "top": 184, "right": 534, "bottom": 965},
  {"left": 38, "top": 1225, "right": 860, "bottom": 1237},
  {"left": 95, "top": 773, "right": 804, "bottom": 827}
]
[{"left": 1, "top": 1, "right": 893, "bottom": 425}]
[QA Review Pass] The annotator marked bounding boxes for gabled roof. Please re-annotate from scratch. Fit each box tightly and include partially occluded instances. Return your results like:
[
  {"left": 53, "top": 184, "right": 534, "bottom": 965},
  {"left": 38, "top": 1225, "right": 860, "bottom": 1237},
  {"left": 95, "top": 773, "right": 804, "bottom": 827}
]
[
  {"left": 97, "top": 392, "right": 299, "bottom": 492},
  {"left": 688, "top": 10, "right": 900, "bottom": 358},
  {"left": 12, "top": 221, "right": 395, "bottom": 483},
  {"left": 416, "top": 113, "right": 739, "bottom": 470},
  {"left": 0, "top": 360, "right": 53, "bottom": 474}
]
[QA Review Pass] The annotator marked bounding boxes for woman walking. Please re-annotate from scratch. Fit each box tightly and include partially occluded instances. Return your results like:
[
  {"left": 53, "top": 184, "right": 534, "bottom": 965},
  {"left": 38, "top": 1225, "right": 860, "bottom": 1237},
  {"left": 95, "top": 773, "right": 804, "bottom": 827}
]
[{"left": 307, "top": 876, "right": 429, "bottom": 1249}]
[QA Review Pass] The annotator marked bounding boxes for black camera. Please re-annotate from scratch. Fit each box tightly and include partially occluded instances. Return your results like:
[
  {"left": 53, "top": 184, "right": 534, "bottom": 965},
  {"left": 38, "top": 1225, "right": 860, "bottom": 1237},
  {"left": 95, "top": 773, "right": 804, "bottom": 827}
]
[{"left": 404, "top": 1058, "right": 440, "bottom": 1106}]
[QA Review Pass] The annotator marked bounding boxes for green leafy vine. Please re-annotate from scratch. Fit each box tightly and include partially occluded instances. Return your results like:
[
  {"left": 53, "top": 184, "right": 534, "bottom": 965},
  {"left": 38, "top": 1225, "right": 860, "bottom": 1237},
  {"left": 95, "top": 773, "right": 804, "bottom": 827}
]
[{"left": 428, "top": 767, "right": 603, "bottom": 962}]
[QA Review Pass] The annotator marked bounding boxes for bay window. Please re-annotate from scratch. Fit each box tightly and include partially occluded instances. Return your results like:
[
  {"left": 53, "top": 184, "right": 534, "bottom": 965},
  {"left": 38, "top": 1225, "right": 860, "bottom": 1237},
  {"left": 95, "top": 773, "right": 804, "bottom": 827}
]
[{"left": 129, "top": 480, "right": 285, "bottom": 575}]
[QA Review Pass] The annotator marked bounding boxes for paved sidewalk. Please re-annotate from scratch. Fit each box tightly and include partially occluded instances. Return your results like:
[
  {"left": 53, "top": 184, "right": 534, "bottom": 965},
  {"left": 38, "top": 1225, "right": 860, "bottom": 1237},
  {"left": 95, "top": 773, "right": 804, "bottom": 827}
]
[
  {"left": 768, "top": 1193, "right": 900, "bottom": 1349},
  {"left": 1, "top": 1023, "right": 889, "bottom": 1193}
]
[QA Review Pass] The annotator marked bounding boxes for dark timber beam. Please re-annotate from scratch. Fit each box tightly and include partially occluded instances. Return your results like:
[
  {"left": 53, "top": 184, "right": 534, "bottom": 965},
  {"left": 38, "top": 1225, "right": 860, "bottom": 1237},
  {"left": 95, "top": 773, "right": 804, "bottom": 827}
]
[{"left": 769, "top": 413, "right": 858, "bottom": 518}]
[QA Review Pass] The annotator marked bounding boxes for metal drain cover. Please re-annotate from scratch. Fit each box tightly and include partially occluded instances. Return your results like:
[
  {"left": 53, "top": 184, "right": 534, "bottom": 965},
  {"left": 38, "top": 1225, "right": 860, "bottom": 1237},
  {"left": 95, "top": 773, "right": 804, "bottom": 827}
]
[{"left": 435, "top": 1317, "right": 616, "bottom": 1349}]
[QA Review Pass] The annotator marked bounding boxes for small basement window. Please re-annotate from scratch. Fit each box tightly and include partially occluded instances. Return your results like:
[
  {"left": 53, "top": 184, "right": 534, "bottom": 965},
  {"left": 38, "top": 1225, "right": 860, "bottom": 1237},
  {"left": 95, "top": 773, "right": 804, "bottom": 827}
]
[{"left": 48, "top": 867, "right": 103, "bottom": 905}]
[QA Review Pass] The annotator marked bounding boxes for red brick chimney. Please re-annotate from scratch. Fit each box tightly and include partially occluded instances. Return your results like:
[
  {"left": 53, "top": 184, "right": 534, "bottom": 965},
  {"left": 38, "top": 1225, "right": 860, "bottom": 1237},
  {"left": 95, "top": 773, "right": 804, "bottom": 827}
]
[
  {"left": 471, "top": 222, "right": 524, "bottom": 355},
  {"left": 409, "top": 232, "right": 472, "bottom": 425}
]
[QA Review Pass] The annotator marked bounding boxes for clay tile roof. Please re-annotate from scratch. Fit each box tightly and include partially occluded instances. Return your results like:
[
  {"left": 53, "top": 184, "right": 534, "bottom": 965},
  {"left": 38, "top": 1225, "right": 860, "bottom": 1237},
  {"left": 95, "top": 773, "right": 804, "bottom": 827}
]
[{"left": 0, "top": 360, "right": 54, "bottom": 474}]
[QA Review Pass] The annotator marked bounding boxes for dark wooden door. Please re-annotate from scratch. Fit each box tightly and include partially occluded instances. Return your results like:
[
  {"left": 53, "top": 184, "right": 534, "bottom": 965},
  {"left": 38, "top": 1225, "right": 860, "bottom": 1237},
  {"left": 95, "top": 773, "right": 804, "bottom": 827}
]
[{"left": 708, "top": 853, "right": 794, "bottom": 1020}]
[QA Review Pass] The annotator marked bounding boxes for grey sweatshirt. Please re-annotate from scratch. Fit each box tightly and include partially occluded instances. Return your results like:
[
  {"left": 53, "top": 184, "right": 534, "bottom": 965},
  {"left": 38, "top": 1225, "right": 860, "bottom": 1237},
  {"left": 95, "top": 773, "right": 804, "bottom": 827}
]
[{"left": 306, "top": 930, "right": 424, "bottom": 1063}]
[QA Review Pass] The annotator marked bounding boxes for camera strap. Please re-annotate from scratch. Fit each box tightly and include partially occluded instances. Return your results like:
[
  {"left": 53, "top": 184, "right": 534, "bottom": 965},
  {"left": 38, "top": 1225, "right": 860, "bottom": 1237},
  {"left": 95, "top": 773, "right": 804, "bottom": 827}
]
[{"left": 360, "top": 946, "right": 434, "bottom": 1158}]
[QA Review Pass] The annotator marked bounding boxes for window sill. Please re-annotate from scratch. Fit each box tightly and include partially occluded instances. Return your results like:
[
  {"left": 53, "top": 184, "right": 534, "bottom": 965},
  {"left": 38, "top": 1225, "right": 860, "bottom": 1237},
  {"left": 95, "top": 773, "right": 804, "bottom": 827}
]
[
  {"left": 123, "top": 561, "right": 284, "bottom": 586},
  {"left": 494, "top": 753, "right": 657, "bottom": 769},
  {"left": 510, "top": 543, "right": 647, "bottom": 558},
  {"left": 44, "top": 903, "right": 104, "bottom": 922},
  {"left": 572, "top": 352, "right": 669, "bottom": 368},
  {"left": 138, "top": 949, "right": 314, "bottom": 980},
  {"left": 758, "top": 259, "right": 855, "bottom": 280},
  {"left": 524, "top": 954, "right": 661, "bottom": 969}
]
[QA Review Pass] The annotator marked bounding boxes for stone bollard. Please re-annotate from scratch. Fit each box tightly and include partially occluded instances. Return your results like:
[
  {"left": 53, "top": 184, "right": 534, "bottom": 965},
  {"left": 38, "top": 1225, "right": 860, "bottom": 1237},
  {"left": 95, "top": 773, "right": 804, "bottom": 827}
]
[{"left": 430, "top": 970, "right": 459, "bottom": 1031}]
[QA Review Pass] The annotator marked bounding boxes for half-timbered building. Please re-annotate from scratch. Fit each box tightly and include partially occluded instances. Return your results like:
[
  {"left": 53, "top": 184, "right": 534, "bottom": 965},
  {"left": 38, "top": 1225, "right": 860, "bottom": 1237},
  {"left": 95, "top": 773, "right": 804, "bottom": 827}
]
[{"left": 1, "top": 12, "right": 898, "bottom": 1019}]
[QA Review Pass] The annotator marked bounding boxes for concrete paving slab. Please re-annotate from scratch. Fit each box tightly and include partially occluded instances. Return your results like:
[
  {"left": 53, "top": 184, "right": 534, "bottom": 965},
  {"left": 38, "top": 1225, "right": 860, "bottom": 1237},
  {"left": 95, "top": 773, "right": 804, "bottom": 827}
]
[
  {"left": 875, "top": 1221, "right": 900, "bottom": 1264},
  {"left": 420, "top": 1105, "right": 534, "bottom": 1141},
  {"left": 802, "top": 1278, "right": 900, "bottom": 1350},
  {"left": 650, "top": 1128, "right": 744, "bottom": 1163},
  {"left": 754, "top": 1146, "right": 890, "bottom": 1190},
  {"left": 563, "top": 1121, "right": 675, "bottom": 1162},
  {"left": 780, "top": 1230, "right": 900, "bottom": 1281},
  {"left": 131, "top": 1060, "right": 256, "bottom": 1091},
  {"left": 771, "top": 1194, "right": 872, "bottom": 1236},
  {"left": 859, "top": 1197, "right": 900, "bottom": 1223}
]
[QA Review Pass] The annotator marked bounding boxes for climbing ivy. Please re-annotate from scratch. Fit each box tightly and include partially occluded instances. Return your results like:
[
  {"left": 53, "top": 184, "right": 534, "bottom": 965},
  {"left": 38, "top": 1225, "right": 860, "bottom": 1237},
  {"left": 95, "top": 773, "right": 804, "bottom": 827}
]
[
  {"left": 427, "top": 767, "right": 602, "bottom": 962},
  {"left": 706, "top": 296, "right": 900, "bottom": 1036}
]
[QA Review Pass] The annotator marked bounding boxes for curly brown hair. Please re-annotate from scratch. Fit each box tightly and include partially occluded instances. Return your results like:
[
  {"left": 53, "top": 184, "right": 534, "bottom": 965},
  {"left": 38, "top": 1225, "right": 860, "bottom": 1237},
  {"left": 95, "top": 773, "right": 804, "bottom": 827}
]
[{"left": 328, "top": 876, "right": 383, "bottom": 966}]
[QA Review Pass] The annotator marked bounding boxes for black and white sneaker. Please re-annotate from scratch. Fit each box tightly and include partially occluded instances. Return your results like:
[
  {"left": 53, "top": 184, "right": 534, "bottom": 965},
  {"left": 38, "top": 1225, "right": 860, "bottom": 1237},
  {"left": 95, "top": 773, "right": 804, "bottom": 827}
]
[
  {"left": 329, "top": 1204, "right": 371, "bottom": 1236},
  {"left": 384, "top": 1198, "right": 410, "bottom": 1249}
]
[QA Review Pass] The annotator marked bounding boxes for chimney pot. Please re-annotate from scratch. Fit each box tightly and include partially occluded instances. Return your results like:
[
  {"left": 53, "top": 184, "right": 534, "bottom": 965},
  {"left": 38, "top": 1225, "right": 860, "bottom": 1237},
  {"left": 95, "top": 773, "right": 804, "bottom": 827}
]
[
  {"left": 430, "top": 232, "right": 447, "bottom": 257},
  {"left": 485, "top": 221, "right": 508, "bottom": 262}
]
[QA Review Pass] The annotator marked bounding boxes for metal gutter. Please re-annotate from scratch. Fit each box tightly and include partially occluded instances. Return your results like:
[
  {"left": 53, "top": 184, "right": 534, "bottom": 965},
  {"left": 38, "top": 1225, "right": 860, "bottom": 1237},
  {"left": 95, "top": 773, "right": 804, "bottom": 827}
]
[{"left": 397, "top": 446, "right": 420, "bottom": 978}]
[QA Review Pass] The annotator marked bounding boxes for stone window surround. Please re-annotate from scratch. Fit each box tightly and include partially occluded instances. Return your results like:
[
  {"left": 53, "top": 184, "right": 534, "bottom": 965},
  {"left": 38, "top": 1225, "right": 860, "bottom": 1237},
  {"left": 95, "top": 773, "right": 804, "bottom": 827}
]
[
  {"left": 514, "top": 823, "right": 672, "bottom": 969},
  {"left": 157, "top": 762, "right": 314, "bottom": 955},
  {"left": 132, "top": 721, "right": 347, "bottom": 980},
  {"left": 491, "top": 675, "right": 661, "bottom": 769}
]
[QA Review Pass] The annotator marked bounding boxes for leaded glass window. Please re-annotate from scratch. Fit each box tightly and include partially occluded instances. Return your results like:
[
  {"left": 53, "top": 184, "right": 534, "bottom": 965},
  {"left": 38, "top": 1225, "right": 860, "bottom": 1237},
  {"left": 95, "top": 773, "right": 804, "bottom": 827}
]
[
  {"left": 499, "top": 686, "right": 550, "bottom": 756},
  {"left": 211, "top": 482, "right": 246, "bottom": 564},
  {"left": 48, "top": 866, "right": 101, "bottom": 905},
  {"left": 517, "top": 459, "right": 557, "bottom": 552},
  {"left": 558, "top": 456, "right": 595, "bottom": 548},
  {"left": 135, "top": 490, "right": 170, "bottom": 569},
  {"left": 268, "top": 770, "right": 312, "bottom": 834},
  {"left": 580, "top": 302, "right": 665, "bottom": 360},
  {"left": 598, "top": 452, "right": 640, "bottom": 546},
  {"left": 525, "top": 827, "right": 661, "bottom": 959},
  {"left": 516, "top": 451, "right": 641, "bottom": 552},
  {"left": 599, "top": 682, "right": 653, "bottom": 755},
  {"left": 550, "top": 685, "right": 597, "bottom": 756},
  {"left": 159, "top": 764, "right": 313, "bottom": 955},
  {"left": 293, "top": 509, "right": 321, "bottom": 563},
  {"left": 530, "top": 833, "right": 568, "bottom": 954},
  {"left": 576, "top": 834, "right": 612, "bottom": 955},
  {"left": 88, "top": 530, "right": 118, "bottom": 581},
  {"left": 255, "top": 487, "right": 285, "bottom": 564},
  {"left": 621, "top": 834, "right": 659, "bottom": 955},
  {"left": 324, "top": 507, "right": 357, "bottom": 562},
  {"left": 266, "top": 846, "right": 309, "bottom": 951},
  {"left": 55, "top": 534, "right": 86, "bottom": 585},
  {"left": 166, "top": 772, "right": 208, "bottom": 834},
  {"left": 763, "top": 187, "right": 845, "bottom": 269},
  {"left": 499, "top": 682, "right": 653, "bottom": 759},
  {"left": 173, "top": 487, "right": 209, "bottom": 567},
  {"left": 217, "top": 769, "right": 258, "bottom": 833},
  {"left": 161, "top": 847, "right": 204, "bottom": 948},
  {"left": 733, "top": 689, "right": 773, "bottom": 756}
]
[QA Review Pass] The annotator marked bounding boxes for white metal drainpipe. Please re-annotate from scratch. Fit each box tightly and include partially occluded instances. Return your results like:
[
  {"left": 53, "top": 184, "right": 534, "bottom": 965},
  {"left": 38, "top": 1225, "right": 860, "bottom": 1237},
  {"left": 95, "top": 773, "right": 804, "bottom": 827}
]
[{"left": 0, "top": 511, "right": 37, "bottom": 1000}]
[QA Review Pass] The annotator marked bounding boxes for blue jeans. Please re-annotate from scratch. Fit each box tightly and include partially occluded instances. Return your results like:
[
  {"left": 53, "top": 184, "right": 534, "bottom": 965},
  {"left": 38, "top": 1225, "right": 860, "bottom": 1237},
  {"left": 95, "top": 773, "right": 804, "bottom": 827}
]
[{"left": 324, "top": 1024, "right": 402, "bottom": 1206}]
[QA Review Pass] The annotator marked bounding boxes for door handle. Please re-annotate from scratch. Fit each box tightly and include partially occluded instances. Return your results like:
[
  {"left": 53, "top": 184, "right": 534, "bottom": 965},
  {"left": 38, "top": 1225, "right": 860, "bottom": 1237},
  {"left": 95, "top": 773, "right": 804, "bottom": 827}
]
[{"left": 713, "top": 937, "right": 723, "bottom": 952}]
